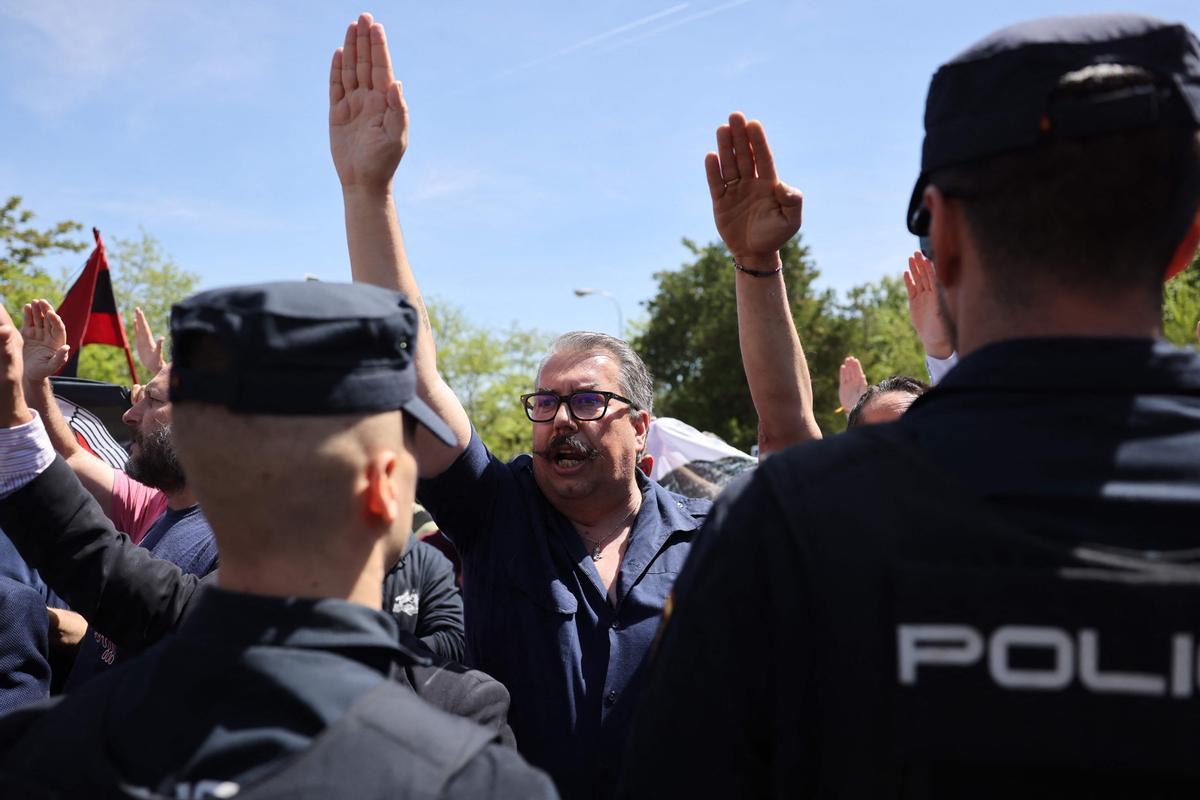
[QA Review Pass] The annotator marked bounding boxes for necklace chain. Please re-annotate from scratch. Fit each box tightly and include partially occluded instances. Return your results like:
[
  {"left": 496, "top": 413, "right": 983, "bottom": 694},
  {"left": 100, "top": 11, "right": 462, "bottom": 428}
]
[{"left": 580, "top": 505, "right": 638, "bottom": 562}]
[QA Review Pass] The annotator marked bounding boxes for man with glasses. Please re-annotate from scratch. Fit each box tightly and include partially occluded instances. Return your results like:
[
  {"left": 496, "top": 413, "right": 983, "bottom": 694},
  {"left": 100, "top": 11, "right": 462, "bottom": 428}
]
[{"left": 328, "top": 15, "right": 709, "bottom": 798}]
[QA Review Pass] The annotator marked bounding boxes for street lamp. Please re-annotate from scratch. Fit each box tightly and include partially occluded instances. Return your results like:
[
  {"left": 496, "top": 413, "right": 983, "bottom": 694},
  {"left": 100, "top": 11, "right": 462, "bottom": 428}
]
[{"left": 573, "top": 288, "right": 624, "bottom": 339}]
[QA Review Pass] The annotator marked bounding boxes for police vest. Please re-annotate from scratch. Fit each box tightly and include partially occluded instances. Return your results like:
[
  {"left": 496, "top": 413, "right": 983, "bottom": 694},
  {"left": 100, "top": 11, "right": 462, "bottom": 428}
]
[{"left": 773, "top": 423, "right": 1200, "bottom": 797}]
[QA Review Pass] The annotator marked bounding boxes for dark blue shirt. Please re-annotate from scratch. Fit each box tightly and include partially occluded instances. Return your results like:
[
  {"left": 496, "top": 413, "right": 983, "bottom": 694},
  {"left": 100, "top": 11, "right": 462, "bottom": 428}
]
[
  {"left": 0, "top": 575, "right": 51, "bottom": 713},
  {"left": 0, "top": 529, "right": 65, "bottom": 609},
  {"left": 66, "top": 504, "right": 217, "bottom": 688},
  {"left": 418, "top": 432, "right": 709, "bottom": 800}
]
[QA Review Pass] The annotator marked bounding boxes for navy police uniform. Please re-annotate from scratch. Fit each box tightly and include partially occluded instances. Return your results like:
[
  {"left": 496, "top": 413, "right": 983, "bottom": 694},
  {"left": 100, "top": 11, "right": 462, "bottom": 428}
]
[
  {"left": 622, "top": 339, "right": 1200, "bottom": 798},
  {"left": 0, "top": 282, "right": 555, "bottom": 798},
  {"left": 620, "top": 15, "right": 1200, "bottom": 800}
]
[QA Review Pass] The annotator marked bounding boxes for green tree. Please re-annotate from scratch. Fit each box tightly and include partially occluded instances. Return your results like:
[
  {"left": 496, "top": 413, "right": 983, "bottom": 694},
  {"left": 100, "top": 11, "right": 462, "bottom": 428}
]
[
  {"left": 0, "top": 196, "right": 84, "bottom": 315},
  {"left": 835, "top": 275, "right": 926, "bottom": 397},
  {"left": 1163, "top": 249, "right": 1200, "bottom": 347},
  {"left": 75, "top": 230, "right": 200, "bottom": 385},
  {"left": 634, "top": 236, "right": 840, "bottom": 450},
  {"left": 428, "top": 299, "right": 551, "bottom": 461}
]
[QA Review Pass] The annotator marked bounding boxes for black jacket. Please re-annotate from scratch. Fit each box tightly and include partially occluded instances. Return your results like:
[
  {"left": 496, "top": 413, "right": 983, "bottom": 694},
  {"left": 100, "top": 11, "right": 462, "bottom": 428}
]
[
  {"left": 384, "top": 535, "right": 465, "bottom": 662},
  {"left": 0, "top": 587, "right": 551, "bottom": 798}
]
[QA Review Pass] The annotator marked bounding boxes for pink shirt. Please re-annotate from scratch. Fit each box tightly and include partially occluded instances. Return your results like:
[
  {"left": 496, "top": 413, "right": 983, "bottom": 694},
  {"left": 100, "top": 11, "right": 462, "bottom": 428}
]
[{"left": 110, "top": 470, "right": 168, "bottom": 545}]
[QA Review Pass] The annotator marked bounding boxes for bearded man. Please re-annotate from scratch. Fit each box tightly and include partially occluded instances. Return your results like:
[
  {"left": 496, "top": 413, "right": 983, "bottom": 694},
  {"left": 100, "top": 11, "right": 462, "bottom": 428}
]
[{"left": 20, "top": 299, "right": 216, "bottom": 685}]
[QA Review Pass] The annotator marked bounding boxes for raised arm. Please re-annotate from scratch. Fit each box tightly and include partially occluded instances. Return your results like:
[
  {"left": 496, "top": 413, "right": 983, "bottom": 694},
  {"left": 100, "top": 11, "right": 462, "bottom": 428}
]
[
  {"left": 133, "top": 307, "right": 165, "bottom": 378},
  {"left": 705, "top": 113, "right": 821, "bottom": 455},
  {"left": 21, "top": 300, "right": 116, "bottom": 516},
  {"left": 0, "top": 304, "right": 197, "bottom": 651},
  {"left": 904, "top": 250, "right": 958, "bottom": 384},
  {"left": 329, "top": 13, "right": 470, "bottom": 476},
  {"left": 837, "top": 356, "right": 869, "bottom": 415}
]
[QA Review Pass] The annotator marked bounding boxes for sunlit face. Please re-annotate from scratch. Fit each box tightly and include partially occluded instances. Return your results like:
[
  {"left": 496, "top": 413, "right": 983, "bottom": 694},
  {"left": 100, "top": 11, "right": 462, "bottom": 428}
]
[
  {"left": 123, "top": 365, "right": 174, "bottom": 453},
  {"left": 857, "top": 390, "right": 918, "bottom": 426},
  {"left": 530, "top": 351, "right": 648, "bottom": 504},
  {"left": 122, "top": 364, "right": 187, "bottom": 491}
]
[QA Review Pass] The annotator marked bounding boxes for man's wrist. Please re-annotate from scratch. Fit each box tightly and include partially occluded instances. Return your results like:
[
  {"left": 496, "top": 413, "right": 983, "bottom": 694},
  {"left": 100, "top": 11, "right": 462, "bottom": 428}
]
[
  {"left": 922, "top": 341, "right": 954, "bottom": 360},
  {"left": 341, "top": 182, "right": 395, "bottom": 203},
  {"left": 1, "top": 398, "right": 34, "bottom": 428},
  {"left": 731, "top": 252, "right": 782, "bottom": 270}
]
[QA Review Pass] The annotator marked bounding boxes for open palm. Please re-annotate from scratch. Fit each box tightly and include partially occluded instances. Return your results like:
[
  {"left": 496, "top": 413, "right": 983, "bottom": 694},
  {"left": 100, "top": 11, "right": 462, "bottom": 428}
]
[
  {"left": 329, "top": 13, "right": 409, "bottom": 191},
  {"left": 21, "top": 300, "right": 70, "bottom": 383},
  {"left": 904, "top": 250, "right": 953, "bottom": 359},
  {"left": 705, "top": 113, "right": 803, "bottom": 261}
]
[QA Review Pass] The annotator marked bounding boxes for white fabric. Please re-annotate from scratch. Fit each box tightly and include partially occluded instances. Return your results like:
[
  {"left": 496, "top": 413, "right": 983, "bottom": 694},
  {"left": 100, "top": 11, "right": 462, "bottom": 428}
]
[
  {"left": 643, "top": 417, "right": 752, "bottom": 482},
  {"left": 925, "top": 351, "right": 959, "bottom": 386},
  {"left": 0, "top": 411, "right": 55, "bottom": 499},
  {"left": 54, "top": 395, "right": 129, "bottom": 470}
]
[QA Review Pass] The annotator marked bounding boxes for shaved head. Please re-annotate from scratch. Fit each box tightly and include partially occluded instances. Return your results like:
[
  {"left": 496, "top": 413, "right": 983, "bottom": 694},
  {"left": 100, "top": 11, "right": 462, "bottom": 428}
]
[{"left": 172, "top": 404, "right": 414, "bottom": 572}]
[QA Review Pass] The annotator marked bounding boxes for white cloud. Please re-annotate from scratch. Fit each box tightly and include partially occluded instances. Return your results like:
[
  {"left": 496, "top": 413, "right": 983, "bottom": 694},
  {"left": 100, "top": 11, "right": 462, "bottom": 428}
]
[{"left": 491, "top": 4, "right": 691, "bottom": 80}]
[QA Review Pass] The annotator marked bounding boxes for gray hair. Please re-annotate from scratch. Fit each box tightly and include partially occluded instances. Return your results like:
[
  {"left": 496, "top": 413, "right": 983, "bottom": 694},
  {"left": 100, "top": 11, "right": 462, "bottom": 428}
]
[{"left": 537, "top": 331, "right": 654, "bottom": 415}]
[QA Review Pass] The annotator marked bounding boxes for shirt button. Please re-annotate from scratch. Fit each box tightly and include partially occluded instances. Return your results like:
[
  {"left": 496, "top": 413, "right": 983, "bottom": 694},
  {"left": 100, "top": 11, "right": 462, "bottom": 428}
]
[
  {"left": 611, "top": 619, "right": 621, "bottom": 631},
  {"left": 605, "top": 690, "right": 618, "bottom": 706},
  {"left": 676, "top": 501, "right": 684, "bottom": 508}
]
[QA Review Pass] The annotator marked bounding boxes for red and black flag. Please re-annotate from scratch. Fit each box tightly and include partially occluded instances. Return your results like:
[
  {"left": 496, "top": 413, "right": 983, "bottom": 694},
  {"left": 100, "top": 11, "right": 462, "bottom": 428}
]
[{"left": 56, "top": 228, "right": 137, "bottom": 383}]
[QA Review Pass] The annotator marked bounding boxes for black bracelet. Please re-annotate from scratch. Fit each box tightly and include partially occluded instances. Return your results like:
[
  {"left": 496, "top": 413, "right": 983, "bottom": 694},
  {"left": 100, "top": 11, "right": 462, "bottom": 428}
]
[{"left": 733, "top": 259, "right": 783, "bottom": 278}]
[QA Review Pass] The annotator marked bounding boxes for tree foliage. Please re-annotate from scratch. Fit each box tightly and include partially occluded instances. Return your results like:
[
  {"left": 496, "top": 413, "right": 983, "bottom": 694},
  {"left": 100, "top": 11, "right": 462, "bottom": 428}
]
[
  {"left": 636, "top": 237, "right": 844, "bottom": 449},
  {"left": 0, "top": 196, "right": 85, "bottom": 314},
  {"left": 0, "top": 197, "right": 198, "bottom": 386},
  {"left": 1163, "top": 249, "right": 1200, "bottom": 346},
  {"left": 428, "top": 299, "right": 552, "bottom": 462},
  {"left": 76, "top": 230, "right": 200, "bottom": 384}
]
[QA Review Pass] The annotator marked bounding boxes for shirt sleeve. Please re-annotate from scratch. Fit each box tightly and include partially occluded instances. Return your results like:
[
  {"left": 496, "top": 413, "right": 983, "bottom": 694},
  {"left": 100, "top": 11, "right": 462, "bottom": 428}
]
[
  {"left": 416, "top": 429, "right": 504, "bottom": 556},
  {"left": 110, "top": 471, "right": 169, "bottom": 544},
  {"left": 925, "top": 351, "right": 959, "bottom": 386},
  {"left": 0, "top": 411, "right": 56, "bottom": 500},
  {"left": 413, "top": 540, "right": 466, "bottom": 663}
]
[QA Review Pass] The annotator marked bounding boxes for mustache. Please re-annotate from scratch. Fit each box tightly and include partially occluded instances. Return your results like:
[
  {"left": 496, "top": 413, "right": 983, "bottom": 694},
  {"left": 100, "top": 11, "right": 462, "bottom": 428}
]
[{"left": 532, "top": 433, "right": 600, "bottom": 462}]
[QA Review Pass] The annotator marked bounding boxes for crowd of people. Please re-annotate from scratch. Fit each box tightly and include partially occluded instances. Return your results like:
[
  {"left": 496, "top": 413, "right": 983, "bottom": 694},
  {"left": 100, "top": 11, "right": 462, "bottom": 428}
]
[{"left": 0, "top": 9, "right": 1197, "bottom": 799}]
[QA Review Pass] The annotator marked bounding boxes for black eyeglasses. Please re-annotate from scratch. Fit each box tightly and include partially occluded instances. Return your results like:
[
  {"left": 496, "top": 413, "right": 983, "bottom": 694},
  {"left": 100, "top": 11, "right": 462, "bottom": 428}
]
[{"left": 520, "top": 390, "right": 635, "bottom": 423}]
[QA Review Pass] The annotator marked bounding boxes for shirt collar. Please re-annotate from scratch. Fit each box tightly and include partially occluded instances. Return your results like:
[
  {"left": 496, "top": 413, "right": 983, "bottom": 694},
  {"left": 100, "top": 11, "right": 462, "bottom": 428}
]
[
  {"left": 637, "top": 468, "right": 707, "bottom": 534},
  {"left": 179, "top": 586, "right": 430, "bottom": 666},
  {"left": 918, "top": 337, "right": 1200, "bottom": 404}
]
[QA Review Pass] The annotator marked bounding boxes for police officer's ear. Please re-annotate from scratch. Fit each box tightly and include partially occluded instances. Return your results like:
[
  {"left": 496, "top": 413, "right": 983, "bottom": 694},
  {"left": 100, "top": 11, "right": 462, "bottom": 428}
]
[
  {"left": 365, "top": 451, "right": 401, "bottom": 525},
  {"left": 924, "top": 184, "right": 964, "bottom": 292}
]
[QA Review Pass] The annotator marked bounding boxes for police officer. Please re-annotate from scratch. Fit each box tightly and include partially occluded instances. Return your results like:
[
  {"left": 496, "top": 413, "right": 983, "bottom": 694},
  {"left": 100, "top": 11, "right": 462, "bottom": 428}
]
[
  {"left": 0, "top": 282, "right": 555, "bottom": 798},
  {"left": 620, "top": 14, "right": 1200, "bottom": 798}
]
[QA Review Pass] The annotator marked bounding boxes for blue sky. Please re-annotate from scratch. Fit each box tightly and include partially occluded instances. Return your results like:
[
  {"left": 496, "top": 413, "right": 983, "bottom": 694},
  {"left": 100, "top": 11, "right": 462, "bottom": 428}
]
[{"left": 2, "top": 0, "right": 1197, "bottom": 339}]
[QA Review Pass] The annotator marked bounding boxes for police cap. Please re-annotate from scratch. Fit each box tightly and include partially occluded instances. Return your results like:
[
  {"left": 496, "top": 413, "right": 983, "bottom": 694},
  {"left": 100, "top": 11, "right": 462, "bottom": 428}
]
[
  {"left": 168, "top": 280, "right": 456, "bottom": 446},
  {"left": 908, "top": 14, "right": 1200, "bottom": 236}
]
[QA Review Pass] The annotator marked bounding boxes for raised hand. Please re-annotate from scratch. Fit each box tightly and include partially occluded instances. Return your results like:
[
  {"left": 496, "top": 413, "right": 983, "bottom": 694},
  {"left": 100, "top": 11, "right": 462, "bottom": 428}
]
[
  {"left": 0, "top": 304, "right": 32, "bottom": 427},
  {"left": 838, "top": 356, "right": 868, "bottom": 413},
  {"left": 704, "top": 112, "right": 803, "bottom": 264},
  {"left": 20, "top": 300, "right": 70, "bottom": 384},
  {"left": 903, "top": 250, "right": 954, "bottom": 359},
  {"left": 329, "top": 13, "right": 409, "bottom": 192},
  {"left": 133, "top": 307, "right": 164, "bottom": 377}
]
